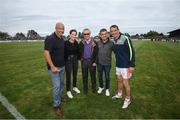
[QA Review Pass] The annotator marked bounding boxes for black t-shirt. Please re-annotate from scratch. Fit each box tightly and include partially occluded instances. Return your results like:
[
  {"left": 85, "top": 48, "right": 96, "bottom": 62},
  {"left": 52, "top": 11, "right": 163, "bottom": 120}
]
[
  {"left": 64, "top": 40, "right": 79, "bottom": 61},
  {"left": 44, "top": 32, "right": 65, "bottom": 69}
]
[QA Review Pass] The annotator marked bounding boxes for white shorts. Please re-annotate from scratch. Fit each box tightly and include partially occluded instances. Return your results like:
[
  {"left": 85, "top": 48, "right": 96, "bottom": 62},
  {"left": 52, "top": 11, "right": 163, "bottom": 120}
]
[{"left": 116, "top": 67, "right": 132, "bottom": 79}]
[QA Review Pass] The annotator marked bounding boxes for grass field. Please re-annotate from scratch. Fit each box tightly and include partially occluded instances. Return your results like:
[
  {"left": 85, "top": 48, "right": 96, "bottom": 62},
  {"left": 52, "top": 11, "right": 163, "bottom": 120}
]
[{"left": 0, "top": 40, "right": 180, "bottom": 119}]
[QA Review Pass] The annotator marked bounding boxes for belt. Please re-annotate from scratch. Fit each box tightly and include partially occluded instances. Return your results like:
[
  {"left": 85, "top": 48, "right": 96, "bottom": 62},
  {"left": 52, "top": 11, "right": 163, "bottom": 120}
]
[{"left": 67, "top": 55, "right": 77, "bottom": 60}]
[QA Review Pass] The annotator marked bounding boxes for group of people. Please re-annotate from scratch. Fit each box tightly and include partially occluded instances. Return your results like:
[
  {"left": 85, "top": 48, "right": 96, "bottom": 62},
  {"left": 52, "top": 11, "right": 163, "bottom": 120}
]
[{"left": 44, "top": 21, "right": 135, "bottom": 116}]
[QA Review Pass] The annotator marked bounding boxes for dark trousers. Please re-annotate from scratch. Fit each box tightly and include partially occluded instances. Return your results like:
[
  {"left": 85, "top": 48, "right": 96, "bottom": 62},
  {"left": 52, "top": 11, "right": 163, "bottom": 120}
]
[
  {"left": 81, "top": 60, "right": 96, "bottom": 94},
  {"left": 97, "top": 64, "right": 111, "bottom": 89},
  {"left": 65, "top": 55, "right": 78, "bottom": 91}
]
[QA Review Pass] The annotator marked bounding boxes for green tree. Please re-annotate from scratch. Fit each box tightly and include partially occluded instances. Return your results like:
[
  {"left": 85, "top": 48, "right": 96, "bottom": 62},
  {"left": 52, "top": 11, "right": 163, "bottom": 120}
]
[
  {"left": 0, "top": 31, "right": 11, "bottom": 40},
  {"left": 78, "top": 32, "right": 82, "bottom": 38},
  {"left": 27, "top": 30, "right": 40, "bottom": 40},
  {"left": 14, "top": 32, "right": 26, "bottom": 40},
  {"left": 146, "top": 30, "right": 159, "bottom": 40}
]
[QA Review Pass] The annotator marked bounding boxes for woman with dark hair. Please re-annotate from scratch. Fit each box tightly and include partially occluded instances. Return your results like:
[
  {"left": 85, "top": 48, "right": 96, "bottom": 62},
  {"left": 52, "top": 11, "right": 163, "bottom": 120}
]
[{"left": 65, "top": 29, "right": 80, "bottom": 99}]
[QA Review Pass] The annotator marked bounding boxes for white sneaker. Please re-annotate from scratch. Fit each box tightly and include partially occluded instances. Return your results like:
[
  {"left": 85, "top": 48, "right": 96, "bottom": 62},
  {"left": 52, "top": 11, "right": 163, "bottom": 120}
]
[
  {"left": 97, "top": 87, "right": 104, "bottom": 94},
  {"left": 105, "top": 89, "right": 110, "bottom": 96},
  {"left": 73, "top": 87, "right": 80, "bottom": 94},
  {"left": 67, "top": 91, "right": 73, "bottom": 99},
  {"left": 122, "top": 98, "right": 131, "bottom": 109},
  {"left": 112, "top": 93, "right": 122, "bottom": 100}
]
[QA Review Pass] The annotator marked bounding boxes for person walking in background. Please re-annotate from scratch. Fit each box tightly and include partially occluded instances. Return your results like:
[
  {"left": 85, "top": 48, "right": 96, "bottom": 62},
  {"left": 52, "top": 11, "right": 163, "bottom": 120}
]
[
  {"left": 44, "top": 22, "right": 65, "bottom": 116},
  {"left": 110, "top": 25, "right": 135, "bottom": 109},
  {"left": 97, "top": 28, "right": 114, "bottom": 96},
  {"left": 79, "top": 28, "right": 98, "bottom": 94},
  {"left": 65, "top": 29, "right": 80, "bottom": 99}
]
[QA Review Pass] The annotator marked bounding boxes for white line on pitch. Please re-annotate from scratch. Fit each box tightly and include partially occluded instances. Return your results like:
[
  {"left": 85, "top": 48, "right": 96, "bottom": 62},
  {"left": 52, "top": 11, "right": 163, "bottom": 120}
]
[{"left": 0, "top": 92, "right": 25, "bottom": 120}]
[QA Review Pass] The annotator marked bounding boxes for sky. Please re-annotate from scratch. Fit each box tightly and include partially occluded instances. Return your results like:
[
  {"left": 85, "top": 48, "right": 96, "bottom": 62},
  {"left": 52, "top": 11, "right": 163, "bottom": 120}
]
[{"left": 0, "top": 0, "right": 180, "bottom": 36}]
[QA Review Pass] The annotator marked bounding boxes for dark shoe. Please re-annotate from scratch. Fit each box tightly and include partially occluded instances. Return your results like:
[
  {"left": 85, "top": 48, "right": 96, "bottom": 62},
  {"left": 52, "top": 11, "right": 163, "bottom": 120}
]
[
  {"left": 83, "top": 91, "right": 88, "bottom": 95},
  {"left": 61, "top": 96, "right": 66, "bottom": 102},
  {"left": 54, "top": 106, "right": 63, "bottom": 116},
  {"left": 92, "top": 89, "right": 96, "bottom": 94}
]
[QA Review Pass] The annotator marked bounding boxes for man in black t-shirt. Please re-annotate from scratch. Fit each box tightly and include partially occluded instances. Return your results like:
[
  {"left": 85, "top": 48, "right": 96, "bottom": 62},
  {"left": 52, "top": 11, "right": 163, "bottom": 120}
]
[{"left": 44, "top": 22, "right": 65, "bottom": 116}]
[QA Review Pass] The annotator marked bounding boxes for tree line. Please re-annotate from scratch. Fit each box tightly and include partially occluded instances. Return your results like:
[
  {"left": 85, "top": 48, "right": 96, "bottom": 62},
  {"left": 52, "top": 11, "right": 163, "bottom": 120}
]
[
  {"left": 129, "top": 30, "right": 167, "bottom": 41},
  {"left": 0, "top": 30, "right": 44, "bottom": 41},
  {"left": 0, "top": 30, "right": 167, "bottom": 41}
]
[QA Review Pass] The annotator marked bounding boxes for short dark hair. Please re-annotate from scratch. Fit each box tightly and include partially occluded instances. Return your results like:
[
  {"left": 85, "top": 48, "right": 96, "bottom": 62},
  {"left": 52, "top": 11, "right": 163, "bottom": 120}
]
[
  {"left": 99, "top": 28, "right": 107, "bottom": 34},
  {"left": 110, "top": 25, "right": 119, "bottom": 30},
  {"left": 69, "top": 29, "right": 77, "bottom": 35}
]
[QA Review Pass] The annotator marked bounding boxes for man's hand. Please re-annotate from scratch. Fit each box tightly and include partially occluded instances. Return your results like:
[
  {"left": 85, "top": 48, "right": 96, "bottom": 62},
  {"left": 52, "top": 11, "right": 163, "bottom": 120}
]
[
  {"left": 129, "top": 67, "right": 135, "bottom": 73},
  {"left": 92, "top": 41, "right": 96, "bottom": 47},
  {"left": 92, "top": 63, "right": 96, "bottom": 67},
  {"left": 51, "top": 66, "right": 60, "bottom": 73},
  {"left": 44, "top": 50, "right": 60, "bottom": 73}
]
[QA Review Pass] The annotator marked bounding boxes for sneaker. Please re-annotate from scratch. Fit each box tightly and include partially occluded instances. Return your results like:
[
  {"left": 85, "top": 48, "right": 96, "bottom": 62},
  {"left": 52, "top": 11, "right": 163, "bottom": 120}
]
[
  {"left": 112, "top": 93, "right": 122, "bottom": 100},
  {"left": 67, "top": 91, "right": 73, "bottom": 99},
  {"left": 97, "top": 87, "right": 104, "bottom": 94},
  {"left": 105, "top": 89, "right": 110, "bottom": 96},
  {"left": 73, "top": 87, "right": 80, "bottom": 94},
  {"left": 122, "top": 98, "right": 131, "bottom": 109}
]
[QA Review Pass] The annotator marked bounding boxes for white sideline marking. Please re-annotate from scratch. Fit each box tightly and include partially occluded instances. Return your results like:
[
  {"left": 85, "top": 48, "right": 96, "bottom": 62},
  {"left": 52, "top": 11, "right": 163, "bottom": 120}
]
[{"left": 0, "top": 92, "right": 25, "bottom": 120}]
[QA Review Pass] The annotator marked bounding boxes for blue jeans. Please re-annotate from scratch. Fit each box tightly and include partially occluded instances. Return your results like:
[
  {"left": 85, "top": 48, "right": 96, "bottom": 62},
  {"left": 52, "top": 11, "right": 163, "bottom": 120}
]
[
  {"left": 48, "top": 67, "right": 65, "bottom": 107},
  {"left": 97, "top": 64, "right": 111, "bottom": 89}
]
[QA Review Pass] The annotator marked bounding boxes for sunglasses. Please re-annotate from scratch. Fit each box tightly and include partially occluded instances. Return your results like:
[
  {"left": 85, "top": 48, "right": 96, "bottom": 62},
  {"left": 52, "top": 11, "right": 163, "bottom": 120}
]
[{"left": 83, "top": 33, "right": 90, "bottom": 35}]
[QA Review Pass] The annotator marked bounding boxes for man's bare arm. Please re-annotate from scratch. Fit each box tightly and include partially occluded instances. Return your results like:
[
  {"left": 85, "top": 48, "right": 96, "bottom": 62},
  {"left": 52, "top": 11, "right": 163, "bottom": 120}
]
[{"left": 44, "top": 50, "right": 59, "bottom": 72}]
